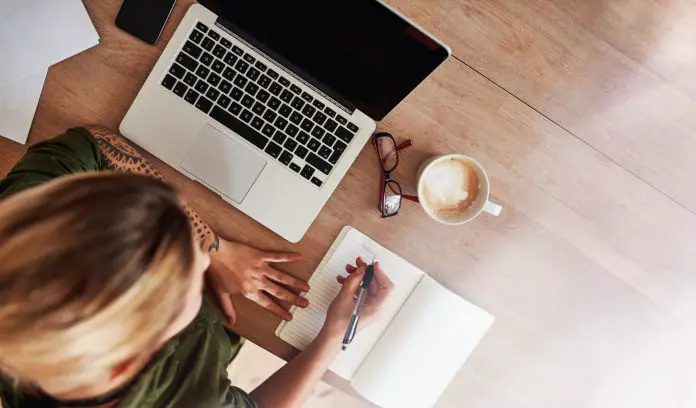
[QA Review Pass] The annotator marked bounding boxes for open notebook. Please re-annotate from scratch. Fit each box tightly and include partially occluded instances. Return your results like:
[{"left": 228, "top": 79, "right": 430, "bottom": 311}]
[{"left": 276, "top": 226, "right": 495, "bottom": 407}]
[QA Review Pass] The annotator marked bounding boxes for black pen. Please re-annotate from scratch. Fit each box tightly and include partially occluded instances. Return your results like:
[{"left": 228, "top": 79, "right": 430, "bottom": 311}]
[{"left": 342, "top": 261, "right": 375, "bottom": 350}]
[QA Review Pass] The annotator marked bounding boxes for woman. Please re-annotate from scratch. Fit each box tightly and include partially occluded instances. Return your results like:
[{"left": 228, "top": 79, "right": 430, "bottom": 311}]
[{"left": 0, "top": 127, "right": 393, "bottom": 408}]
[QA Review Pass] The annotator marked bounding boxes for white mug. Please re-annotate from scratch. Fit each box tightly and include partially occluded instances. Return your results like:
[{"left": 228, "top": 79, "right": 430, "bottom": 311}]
[{"left": 417, "top": 154, "right": 502, "bottom": 225}]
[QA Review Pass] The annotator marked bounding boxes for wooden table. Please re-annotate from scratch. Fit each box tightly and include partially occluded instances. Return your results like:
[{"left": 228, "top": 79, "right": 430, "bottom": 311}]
[{"left": 2, "top": 1, "right": 696, "bottom": 407}]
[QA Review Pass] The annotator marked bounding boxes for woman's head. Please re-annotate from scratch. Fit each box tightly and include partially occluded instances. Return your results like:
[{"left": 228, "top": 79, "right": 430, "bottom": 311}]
[{"left": 0, "top": 173, "right": 207, "bottom": 396}]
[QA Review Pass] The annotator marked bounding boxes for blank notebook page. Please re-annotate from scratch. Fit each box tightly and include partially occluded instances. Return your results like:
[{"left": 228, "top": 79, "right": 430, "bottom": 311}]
[{"left": 276, "top": 226, "right": 424, "bottom": 380}]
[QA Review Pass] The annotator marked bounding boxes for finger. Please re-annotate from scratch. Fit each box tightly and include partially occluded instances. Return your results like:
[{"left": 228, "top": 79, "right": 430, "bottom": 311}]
[
  {"left": 263, "top": 278, "right": 309, "bottom": 308},
  {"left": 250, "top": 291, "right": 293, "bottom": 321},
  {"left": 355, "top": 257, "right": 368, "bottom": 268},
  {"left": 216, "top": 291, "right": 237, "bottom": 326},
  {"left": 372, "top": 261, "right": 394, "bottom": 291},
  {"left": 266, "top": 268, "right": 310, "bottom": 292},
  {"left": 345, "top": 264, "right": 358, "bottom": 274},
  {"left": 337, "top": 268, "right": 366, "bottom": 300},
  {"left": 263, "top": 252, "right": 303, "bottom": 263},
  {"left": 337, "top": 275, "right": 346, "bottom": 284}
]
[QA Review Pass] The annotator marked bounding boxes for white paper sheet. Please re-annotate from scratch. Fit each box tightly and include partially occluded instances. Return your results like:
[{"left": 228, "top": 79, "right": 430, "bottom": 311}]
[
  {"left": 0, "top": 68, "right": 47, "bottom": 144},
  {"left": 0, "top": 0, "right": 99, "bottom": 88},
  {"left": 276, "top": 226, "right": 424, "bottom": 379},
  {"left": 351, "top": 276, "right": 495, "bottom": 408}
]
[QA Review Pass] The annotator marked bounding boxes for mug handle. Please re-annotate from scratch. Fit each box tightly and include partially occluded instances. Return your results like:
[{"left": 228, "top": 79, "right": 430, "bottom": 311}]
[{"left": 483, "top": 200, "right": 502, "bottom": 216}]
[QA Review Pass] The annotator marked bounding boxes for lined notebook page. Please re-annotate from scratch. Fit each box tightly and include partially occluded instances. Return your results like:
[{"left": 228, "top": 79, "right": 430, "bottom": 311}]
[{"left": 276, "top": 226, "right": 424, "bottom": 380}]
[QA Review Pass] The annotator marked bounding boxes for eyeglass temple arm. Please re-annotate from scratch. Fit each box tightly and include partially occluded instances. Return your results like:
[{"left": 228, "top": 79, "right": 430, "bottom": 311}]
[
  {"left": 381, "top": 140, "right": 413, "bottom": 167},
  {"left": 401, "top": 194, "right": 419, "bottom": 203}
]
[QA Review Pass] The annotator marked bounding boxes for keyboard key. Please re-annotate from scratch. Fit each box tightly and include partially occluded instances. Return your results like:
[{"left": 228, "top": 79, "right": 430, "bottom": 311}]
[
  {"left": 286, "top": 124, "right": 299, "bottom": 137},
  {"left": 290, "top": 111, "right": 302, "bottom": 125},
  {"left": 313, "top": 111, "right": 327, "bottom": 125},
  {"left": 176, "top": 52, "right": 198, "bottom": 71},
  {"left": 210, "top": 106, "right": 268, "bottom": 150},
  {"left": 323, "top": 118, "right": 338, "bottom": 132},
  {"left": 251, "top": 116, "right": 264, "bottom": 130},
  {"left": 290, "top": 84, "right": 302, "bottom": 94},
  {"left": 334, "top": 140, "right": 347, "bottom": 152},
  {"left": 289, "top": 162, "right": 301, "bottom": 172},
  {"left": 335, "top": 126, "right": 354, "bottom": 143},
  {"left": 208, "top": 30, "right": 221, "bottom": 41},
  {"left": 213, "top": 44, "right": 226, "bottom": 58},
  {"left": 301, "top": 92, "right": 313, "bottom": 102},
  {"left": 183, "top": 88, "right": 198, "bottom": 103},
  {"left": 258, "top": 75, "right": 271, "bottom": 89},
  {"left": 184, "top": 72, "right": 197, "bottom": 86},
  {"left": 312, "top": 99, "right": 325, "bottom": 110},
  {"left": 230, "top": 87, "right": 243, "bottom": 101},
  {"left": 211, "top": 60, "right": 224, "bottom": 73},
  {"left": 322, "top": 133, "right": 336, "bottom": 147},
  {"left": 311, "top": 126, "right": 325, "bottom": 139},
  {"left": 301, "top": 104, "right": 316, "bottom": 118},
  {"left": 257, "top": 89, "right": 270, "bottom": 103},
  {"left": 255, "top": 61, "right": 267, "bottom": 71},
  {"left": 278, "top": 76, "right": 291, "bottom": 87},
  {"left": 311, "top": 177, "right": 323, "bottom": 187},
  {"left": 229, "top": 101, "right": 242, "bottom": 115},
  {"left": 283, "top": 138, "right": 298, "bottom": 151},
  {"left": 307, "top": 138, "right": 320, "bottom": 151},
  {"left": 336, "top": 115, "right": 348, "bottom": 125},
  {"left": 300, "top": 165, "right": 315, "bottom": 180},
  {"left": 297, "top": 131, "right": 310, "bottom": 145},
  {"left": 240, "top": 109, "right": 253, "bottom": 123},
  {"left": 195, "top": 96, "right": 213, "bottom": 113},
  {"left": 233, "top": 75, "right": 248, "bottom": 88},
  {"left": 183, "top": 41, "right": 203, "bottom": 58},
  {"left": 291, "top": 97, "right": 305, "bottom": 110},
  {"left": 232, "top": 45, "right": 244, "bottom": 56},
  {"left": 208, "top": 72, "right": 221, "bottom": 86},
  {"left": 280, "top": 89, "right": 294, "bottom": 103},
  {"left": 267, "top": 68, "right": 279, "bottom": 79},
  {"left": 262, "top": 123, "right": 275, "bottom": 137},
  {"left": 263, "top": 110, "right": 277, "bottom": 123},
  {"left": 196, "top": 22, "right": 209, "bottom": 33},
  {"left": 278, "top": 104, "right": 292, "bottom": 118},
  {"left": 224, "top": 52, "right": 238, "bottom": 66},
  {"left": 241, "top": 95, "right": 254, "bottom": 108},
  {"left": 162, "top": 74, "right": 176, "bottom": 89},
  {"left": 272, "top": 131, "right": 286, "bottom": 145},
  {"left": 328, "top": 148, "right": 343, "bottom": 165},
  {"left": 265, "top": 141, "right": 282, "bottom": 158},
  {"left": 274, "top": 117, "right": 288, "bottom": 130},
  {"left": 190, "top": 29, "right": 204, "bottom": 44},
  {"left": 201, "top": 38, "right": 215, "bottom": 51},
  {"left": 219, "top": 80, "right": 232, "bottom": 94},
  {"left": 195, "top": 79, "right": 208, "bottom": 93},
  {"left": 246, "top": 67, "right": 260, "bottom": 81},
  {"left": 295, "top": 145, "right": 309, "bottom": 159},
  {"left": 306, "top": 153, "right": 333, "bottom": 175},
  {"left": 268, "top": 97, "right": 281, "bottom": 110},
  {"left": 279, "top": 151, "right": 293, "bottom": 165},
  {"left": 347, "top": 122, "right": 360, "bottom": 132},
  {"left": 206, "top": 87, "right": 220, "bottom": 101},
  {"left": 196, "top": 65, "right": 210, "bottom": 78},
  {"left": 318, "top": 145, "right": 331, "bottom": 159},
  {"left": 218, "top": 94, "right": 231, "bottom": 109},
  {"left": 269, "top": 82, "right": 282, "bottom": 96},
  {"left": 245, "top": 82, "right": 259, "bottom": 96},
  {"left": 300, "top": 118, "right": 314, "bottom": 132},
  {"left": 220, "top": 38, "right": 232, "bottom": 48},
  {"left": 324, "top": 107, "right": 336, "bottom": 117},
  {"left": 235, "top": 60, "right": 249, "bottom": 74},
  {"left": 252, "top": 102, "right": 265, "bottom": 115},
  {"left": 200, "top": 52, "right": 214, "bottom": 66},
  {"left": 222, "top": 67, "right": 236, "bottom": 81},
  {"left": 168, "top": 63, "right": 186, "bottom": 79},
  {"left": 243, "top": 54, "right": 256, "bottom": 64}
]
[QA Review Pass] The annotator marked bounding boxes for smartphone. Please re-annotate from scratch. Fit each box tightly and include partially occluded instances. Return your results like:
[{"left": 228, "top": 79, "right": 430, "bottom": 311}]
[{"left": 115, "top": 0, "right": 176, "bottom": 45}]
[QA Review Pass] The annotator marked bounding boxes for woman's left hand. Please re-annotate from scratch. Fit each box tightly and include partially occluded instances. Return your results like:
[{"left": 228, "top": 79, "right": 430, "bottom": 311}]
[{"left": 207, "top": 239, "right": 310, "bottom": 323}]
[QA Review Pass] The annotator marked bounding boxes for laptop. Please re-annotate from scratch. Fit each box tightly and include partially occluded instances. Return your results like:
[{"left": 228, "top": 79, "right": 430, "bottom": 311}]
[{"left": 120, "top": 0, "right": 451, "bottom": 242}]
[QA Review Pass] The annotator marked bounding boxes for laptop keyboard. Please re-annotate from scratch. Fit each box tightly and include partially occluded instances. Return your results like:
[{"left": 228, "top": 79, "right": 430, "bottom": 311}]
[{"left": 160, "top": 21, "right": 361, "bottom": 188}]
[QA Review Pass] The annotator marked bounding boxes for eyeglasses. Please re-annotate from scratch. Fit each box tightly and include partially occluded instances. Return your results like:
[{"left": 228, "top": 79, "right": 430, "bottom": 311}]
[{"left": 372, "top": 132, "right": 419, "bottom": 218}]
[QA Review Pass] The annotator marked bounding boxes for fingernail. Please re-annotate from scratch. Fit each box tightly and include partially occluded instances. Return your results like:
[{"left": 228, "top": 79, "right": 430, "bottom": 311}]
[
  {"left": 285, "top": 313, "right": 293, "bottom": 321},
  {"left": 299, "top": 298, "right": 309, "bottom": 307},
  {"left": 304, "top": 284, "right": 311, "bottom": 291}
]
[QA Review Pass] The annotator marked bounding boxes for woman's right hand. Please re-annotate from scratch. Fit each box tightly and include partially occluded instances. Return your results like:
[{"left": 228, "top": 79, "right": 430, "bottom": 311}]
[{"left": 322, "top": 257, "right": 394, "bottom": 338}]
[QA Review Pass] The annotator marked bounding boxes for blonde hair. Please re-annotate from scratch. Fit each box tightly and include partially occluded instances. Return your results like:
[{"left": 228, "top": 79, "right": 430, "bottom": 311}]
[{"left": 0, "top": 173, "right": 194, "bottom": 394}]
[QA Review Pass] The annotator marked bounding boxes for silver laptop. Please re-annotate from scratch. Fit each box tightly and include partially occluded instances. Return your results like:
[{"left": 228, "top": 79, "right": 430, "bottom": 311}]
[{"left": 120, "top": 0, "right": 450, "bottom": 242}]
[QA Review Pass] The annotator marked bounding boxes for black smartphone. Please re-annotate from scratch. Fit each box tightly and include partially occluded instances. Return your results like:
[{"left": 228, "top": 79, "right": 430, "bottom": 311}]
[{"left": 115, "top": 0, "right": 176, "bottom": 45}]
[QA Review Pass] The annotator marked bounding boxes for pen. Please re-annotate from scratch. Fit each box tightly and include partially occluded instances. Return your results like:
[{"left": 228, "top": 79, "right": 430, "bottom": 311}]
[{"left": 342, "top": 261, "right": 375, "bottom": 350}]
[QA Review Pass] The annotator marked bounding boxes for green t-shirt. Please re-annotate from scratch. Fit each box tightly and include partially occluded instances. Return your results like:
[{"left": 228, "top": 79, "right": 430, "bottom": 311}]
[{"left": 0, "top": 128, "right": 256, "bottom": 408}]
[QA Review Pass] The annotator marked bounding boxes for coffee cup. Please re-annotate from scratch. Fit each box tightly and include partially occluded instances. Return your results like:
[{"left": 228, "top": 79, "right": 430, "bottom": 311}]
[{"left": 417, "top": 154, "right": 502, "bottom": 225}]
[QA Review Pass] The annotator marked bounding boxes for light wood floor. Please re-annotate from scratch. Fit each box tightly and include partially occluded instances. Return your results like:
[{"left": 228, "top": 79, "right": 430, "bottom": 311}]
[{"left": 1, "top": 1, "right": 696, "bottom": 407}]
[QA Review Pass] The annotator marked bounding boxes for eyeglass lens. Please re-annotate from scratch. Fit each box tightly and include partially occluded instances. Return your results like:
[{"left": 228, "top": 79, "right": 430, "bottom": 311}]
[{"left": 376, "top": 135, "right": 398, "bottom": 172}]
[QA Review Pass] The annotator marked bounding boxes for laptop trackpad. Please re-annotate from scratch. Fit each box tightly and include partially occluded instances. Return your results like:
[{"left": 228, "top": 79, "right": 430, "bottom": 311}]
[{"left": 181, "top": 125, "right": 267, "bottom": 204}]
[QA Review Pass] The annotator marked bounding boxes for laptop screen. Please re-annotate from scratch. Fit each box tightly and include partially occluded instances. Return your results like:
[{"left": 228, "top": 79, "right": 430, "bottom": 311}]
[{"left": 200, "top": 0, "right": 450, "bottom": 121}]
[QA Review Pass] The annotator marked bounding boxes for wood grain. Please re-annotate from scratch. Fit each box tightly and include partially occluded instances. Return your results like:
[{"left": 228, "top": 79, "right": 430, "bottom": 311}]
[{"left": 1, "top": 1, "right": 696, "bottom": 407}]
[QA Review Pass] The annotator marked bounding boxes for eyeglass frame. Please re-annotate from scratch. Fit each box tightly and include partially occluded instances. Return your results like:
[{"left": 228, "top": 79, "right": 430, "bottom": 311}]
[{"left": 372, "top": 132, "right": 419, "bottom": 218}]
